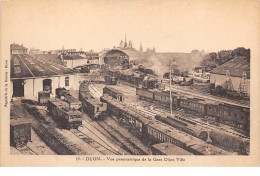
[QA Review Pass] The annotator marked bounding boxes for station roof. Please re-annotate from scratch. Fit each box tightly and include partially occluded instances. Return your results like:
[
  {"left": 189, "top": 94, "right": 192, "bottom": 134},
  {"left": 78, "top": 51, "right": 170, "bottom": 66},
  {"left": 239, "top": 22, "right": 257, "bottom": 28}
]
[
  {"left": 152, "top": 143, "right": 192, "bottom": 155},
  {"left": 210, "top": 56, "right": 250, "bottom": 79},
  {"left": 121, "top": 49, "right": 146, "bottom": 60},
  {"left": 100, "top": 48, "right": 146, "bottom": 61},
  {"left": 11, "top": 54, "right": 75, "bottom": 79},
  {"left": 31, "top": 54, "right": 65, "bottom": 65}
]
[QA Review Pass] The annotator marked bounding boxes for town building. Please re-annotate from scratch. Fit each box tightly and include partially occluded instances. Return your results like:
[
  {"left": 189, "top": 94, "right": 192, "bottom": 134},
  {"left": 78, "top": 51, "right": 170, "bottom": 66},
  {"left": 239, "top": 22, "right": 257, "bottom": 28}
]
[
  {"left": 61, "top": 54, "right": 88, "bottom": 69},
  {"left": 10, "top": 43, "right": 28, "bottom": 55},
  {"left": 85, "top": 51, "right": 100, "bottom": 65},
  {"left": 210, "top": 56, "right": 250, "bottom": 96}
]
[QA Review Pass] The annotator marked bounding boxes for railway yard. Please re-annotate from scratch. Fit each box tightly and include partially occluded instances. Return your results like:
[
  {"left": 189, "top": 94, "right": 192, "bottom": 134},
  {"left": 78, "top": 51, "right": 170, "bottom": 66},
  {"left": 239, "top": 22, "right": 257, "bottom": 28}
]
[{"left": 10, "top": 66, "right": 250, "bottom": 156}]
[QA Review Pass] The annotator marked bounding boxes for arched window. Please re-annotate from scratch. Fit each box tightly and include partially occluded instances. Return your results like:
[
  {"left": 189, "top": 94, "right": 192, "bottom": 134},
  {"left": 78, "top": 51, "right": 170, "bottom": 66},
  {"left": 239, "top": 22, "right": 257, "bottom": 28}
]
[{"left": 65, "top": 77, "right": 69, "bottom": 87}]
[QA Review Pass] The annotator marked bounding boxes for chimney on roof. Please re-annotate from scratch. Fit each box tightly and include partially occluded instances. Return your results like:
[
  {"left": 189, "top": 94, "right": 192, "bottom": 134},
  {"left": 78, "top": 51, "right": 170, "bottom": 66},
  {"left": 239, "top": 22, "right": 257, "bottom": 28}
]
[{"left": 21, "top": 44, "right": 23, "bottom": 47}]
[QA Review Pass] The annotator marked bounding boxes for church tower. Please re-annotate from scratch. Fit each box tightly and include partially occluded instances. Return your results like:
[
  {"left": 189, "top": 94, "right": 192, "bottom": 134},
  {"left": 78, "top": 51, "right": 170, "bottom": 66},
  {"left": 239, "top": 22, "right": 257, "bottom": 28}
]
[
  {"left": 140, "top": 43, "right": 143, "bottom": 52},
  {"left": 128, "top": 41, "right": 133, "bottom": 49},
  {"left": 119, "top": 40, "right": 124, "bottom": 48},
  {"left": 153, "top": 46, "right": 156, "bottom": 53},
  {"left": 124, "top": 33, "right": 128, "bottom": 48}
]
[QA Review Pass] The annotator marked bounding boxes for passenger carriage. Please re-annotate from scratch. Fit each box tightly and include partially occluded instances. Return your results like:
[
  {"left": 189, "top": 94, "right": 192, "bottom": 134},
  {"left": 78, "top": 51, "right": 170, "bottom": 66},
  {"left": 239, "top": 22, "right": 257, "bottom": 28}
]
[
  {"left": 206, "top": 102, "right": 250, "bottom": 130},
  {"left": 179, "top": 96, "right": 207, "bottom": 116},
  {"left": 136, "top": 87, "right": 154, "bottom": 101},
  {"left": 103, "top": 86, "right": 124, "bottom": 102}
]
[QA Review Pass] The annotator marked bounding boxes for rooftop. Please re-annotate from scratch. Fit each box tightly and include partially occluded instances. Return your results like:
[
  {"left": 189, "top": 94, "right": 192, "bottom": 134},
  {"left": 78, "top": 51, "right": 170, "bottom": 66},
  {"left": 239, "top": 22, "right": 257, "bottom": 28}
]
[
  {"left": 11, "top": 54, "right": 75, "bottom": 79},
  {"left": 10, "top": 44, "right": 28, "bottom": 50},
  {"left": 147, "top": 120, "right": 231, "bottom": 155},
  {"left": 210, "top": 56, "right": 250, "bottom": 79},
  {"left": 48, "top": 98, "right": 81, "bottom": 115},
  {"left": 152, "top": 143, "right": 192, "bottom": 155},
  {"left": 10, "top": 117, "right": 31, "bottom": 126},
  {"left": 62, "top": 54, "right": 86, "bottom": 60}
]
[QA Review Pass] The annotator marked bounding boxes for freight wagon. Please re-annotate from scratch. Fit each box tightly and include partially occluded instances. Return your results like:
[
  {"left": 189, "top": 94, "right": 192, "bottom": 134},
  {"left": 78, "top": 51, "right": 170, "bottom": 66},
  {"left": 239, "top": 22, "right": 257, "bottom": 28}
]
[{"left": 10, "top": 117, "right": 31, "bottom": 147}]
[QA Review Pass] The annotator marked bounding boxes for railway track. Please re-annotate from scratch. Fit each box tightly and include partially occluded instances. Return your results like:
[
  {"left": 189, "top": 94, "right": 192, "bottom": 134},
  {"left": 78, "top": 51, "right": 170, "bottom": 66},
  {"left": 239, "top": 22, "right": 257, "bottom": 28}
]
[
  {"left": 70, "top": 128, "right": 119, "bottom": 155},
  {"left": 97, "top": 120, "right": 142, "bottom": 155},
  {"left": 138, "top": 100, "right": 249, "bottom": 140},
  {"left": 80, "top": 122, "right": 120, "bottom": 154},
  {"left": 30, "top": 118, "right": 75, "bottom": 155},
  {"left": 104, "top": 117, "right": 151, "bottom": 154},
  {"left": 89, "top": 84, "right": 103, "bottom": 97},
  {"left": 16, "top": 145, "right": 38, "bottom": 155},
  {"left": 165, "top": 84, "right": 250, "bottom": 108},
  {"left": 93, "top": 82, "right": 249, "bottom": 141},
  {"left": 113, "top": 84, "right": 249, "bottom": 140},
  {"left": 82, "top": 118, "right": 131, "bottom": 155},
  {"left": 96, "top": 118, "right": 147, "bottom": 155}
]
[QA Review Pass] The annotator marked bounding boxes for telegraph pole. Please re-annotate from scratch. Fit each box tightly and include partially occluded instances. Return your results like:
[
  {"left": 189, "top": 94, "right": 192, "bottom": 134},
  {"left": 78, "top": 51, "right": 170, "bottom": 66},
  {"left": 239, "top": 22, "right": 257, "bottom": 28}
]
[{"left": 170, "top": 59, "right": 172, "bottom": 115}]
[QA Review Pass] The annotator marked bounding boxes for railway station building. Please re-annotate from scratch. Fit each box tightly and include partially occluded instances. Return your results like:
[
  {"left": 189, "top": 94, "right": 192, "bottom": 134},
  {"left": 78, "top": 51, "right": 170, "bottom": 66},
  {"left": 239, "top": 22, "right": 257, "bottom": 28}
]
[
  {"left": 10, "top": 52, "right": 79, "bottom": 101},
  {"left": 210, "top": 56, "right": 250, "bottom": 96},
  {"left": 99, "top": 48, "right": 146, "bottom": 66}
]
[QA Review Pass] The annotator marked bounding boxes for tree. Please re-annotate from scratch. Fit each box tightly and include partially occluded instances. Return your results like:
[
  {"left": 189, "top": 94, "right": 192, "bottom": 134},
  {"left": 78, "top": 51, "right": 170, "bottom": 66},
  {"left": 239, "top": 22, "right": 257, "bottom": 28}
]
[
  {"left": 232, "top": 47, "right": 250, "bottom": 59},
  {"left": 217, "top": 50, "right": 233, "bottom": 65}
]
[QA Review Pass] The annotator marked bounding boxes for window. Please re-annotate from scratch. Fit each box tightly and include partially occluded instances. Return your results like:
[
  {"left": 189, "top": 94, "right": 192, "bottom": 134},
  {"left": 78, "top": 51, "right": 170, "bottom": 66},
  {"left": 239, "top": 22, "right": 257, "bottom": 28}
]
[{"left": 65, "top": 77, "right": 69, "bottom": 87}]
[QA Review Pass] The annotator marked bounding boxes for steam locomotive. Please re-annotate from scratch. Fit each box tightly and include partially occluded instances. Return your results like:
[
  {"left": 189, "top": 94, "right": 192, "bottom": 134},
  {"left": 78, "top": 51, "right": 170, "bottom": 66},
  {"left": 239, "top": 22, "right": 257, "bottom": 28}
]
[
  {"left": 79, "top": 82, "right": 107, "bottom": 119},
  {"left": 56, "top": 88, "right": 82, "bottom": 110},
  {"left": 47, "top": 98, "right": 82, "bottom": 129},
  {"left": 104, "top": 75, "right": 118, "bottom": 85},
  {"left": 107, "top": 69, "right": 158, "bottom": 89}
]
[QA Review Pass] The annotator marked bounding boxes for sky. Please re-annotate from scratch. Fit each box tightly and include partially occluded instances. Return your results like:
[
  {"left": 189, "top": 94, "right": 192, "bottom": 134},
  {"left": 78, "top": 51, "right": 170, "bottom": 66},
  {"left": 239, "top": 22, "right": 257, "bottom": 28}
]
[{"left": 1, "top": 0, "right": 259, "bottom": 53}]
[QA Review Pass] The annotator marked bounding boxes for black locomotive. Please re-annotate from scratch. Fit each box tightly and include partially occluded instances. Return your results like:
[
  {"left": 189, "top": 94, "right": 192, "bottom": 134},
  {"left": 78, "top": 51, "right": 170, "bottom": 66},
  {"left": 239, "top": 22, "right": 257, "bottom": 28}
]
[
  {"left": 47, "top": 98, "right": 82, "bottom": 129},
  {"left": 56, "top": 88, "right": 82, "bottom": 110},
  {"left": 79, "top": 82, "right": 107, "bottom": 119}
]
